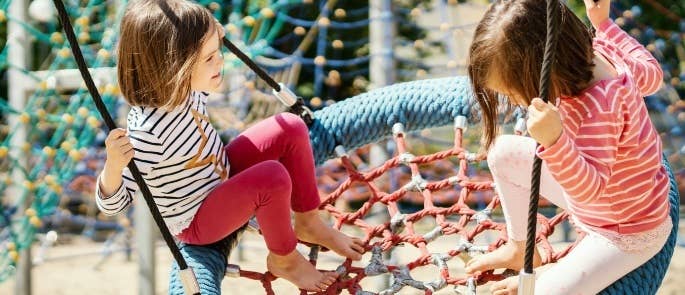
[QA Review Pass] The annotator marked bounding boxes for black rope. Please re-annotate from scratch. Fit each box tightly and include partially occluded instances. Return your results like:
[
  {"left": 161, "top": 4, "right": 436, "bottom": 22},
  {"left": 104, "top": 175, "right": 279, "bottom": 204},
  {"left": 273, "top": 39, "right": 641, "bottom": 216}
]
[
  {"left": 221, "top": 38, "right": 315, "bottom": 125},
  {"left": 51, "top": 1, "right": 199, "bottom": 294},
  {"left": 526, "top": 0, "right": 561, "bottom": 275},
  {"left": 221, "top": 38, "right": 280, "bottom": 91}
]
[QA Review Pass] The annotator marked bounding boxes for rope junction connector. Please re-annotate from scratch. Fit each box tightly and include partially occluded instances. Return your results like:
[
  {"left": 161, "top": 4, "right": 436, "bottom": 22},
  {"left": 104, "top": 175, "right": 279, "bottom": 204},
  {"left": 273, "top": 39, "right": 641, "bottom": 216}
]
[
  {"left": 364, "top": 246, "right": 389, "bottom": 276},
  {"left": 335, "top": 265, "right": 347, "bottom": 276},
  {"left": 454, "top": 116, "right": 468, "bottom": 132},
  {"left": 398, "top": 152, "right": 415, "bottom": 165},
  {"left": 464, "top": 152, "right": 478, "bottom": 162},
  {"left": 402, "top": 175, "right": 427, "bottom": 192},
  {"left": 472, "top": 208, "right": 492, "bottom": 224},
  {"left": 389, "top": 213, "right": 407, "bottom": 234},
  {"left": 225, "top": 264, "right": 241, "bottom": 278},
  {"left": 454, "top": 277, "right": 478, "bottom": 295},
  {"left": 456, "top": 239, "right": 489, "bottom": 256},
  {"left": 423, "top": 226, "right": 443, "bottom": 243},
  {"left": 430, "top": 253, "right": 450, "bottom": 270}
]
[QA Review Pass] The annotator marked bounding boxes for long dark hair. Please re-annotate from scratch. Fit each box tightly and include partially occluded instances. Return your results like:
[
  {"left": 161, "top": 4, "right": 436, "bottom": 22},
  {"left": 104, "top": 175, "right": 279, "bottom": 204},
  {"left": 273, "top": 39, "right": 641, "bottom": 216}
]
[{"left": 468, "top": 0, "right": 595, "bottom": 149}]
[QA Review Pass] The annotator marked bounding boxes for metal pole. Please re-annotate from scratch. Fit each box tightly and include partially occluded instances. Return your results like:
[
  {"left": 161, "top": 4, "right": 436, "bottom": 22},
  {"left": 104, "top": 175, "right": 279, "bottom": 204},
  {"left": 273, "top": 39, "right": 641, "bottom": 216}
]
[
  {"left": 135, "top": 194, "right": 156, "bottom": 295},
  {"left": 8, "top": 0, "right": 31, "bottom": 293},
  {"left": 369, "top": 0, "right": 396, "bottom": 89},
  {"left": 369, "top": 0, "right": 395, "bottom": 290}
]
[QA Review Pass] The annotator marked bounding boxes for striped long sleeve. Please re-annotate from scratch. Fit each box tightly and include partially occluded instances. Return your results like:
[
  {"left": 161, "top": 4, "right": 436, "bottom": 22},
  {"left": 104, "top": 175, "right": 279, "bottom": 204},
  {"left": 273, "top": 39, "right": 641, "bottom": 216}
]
[
  {"left": 596, "top": 19, "right": 664, "bottom": 96},
  {"left": 535, "top": 22, "right": 669, "bottom": 234},
  {"left": 95, "top": 129, "right": 164, "bottom": 215},
  {"left": 94, "top": 91, "right": 229, "bottom": 235}
]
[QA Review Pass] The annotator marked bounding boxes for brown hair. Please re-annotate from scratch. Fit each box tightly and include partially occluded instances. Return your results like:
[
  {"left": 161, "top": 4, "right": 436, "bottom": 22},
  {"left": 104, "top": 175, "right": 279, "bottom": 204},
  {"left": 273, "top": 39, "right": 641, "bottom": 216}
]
[
  {"left": 117, "top": 0, "right": 216, "bottom": 109},
  {"left": 468, "top": 0, "right": 595, "bottom": 149}
]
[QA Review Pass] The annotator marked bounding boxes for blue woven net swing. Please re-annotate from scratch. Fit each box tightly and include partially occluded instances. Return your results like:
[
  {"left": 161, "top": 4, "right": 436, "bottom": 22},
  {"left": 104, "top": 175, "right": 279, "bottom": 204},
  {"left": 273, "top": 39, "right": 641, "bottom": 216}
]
[{"left": 167, "top": 77, "right": 680, "bottom": 295}]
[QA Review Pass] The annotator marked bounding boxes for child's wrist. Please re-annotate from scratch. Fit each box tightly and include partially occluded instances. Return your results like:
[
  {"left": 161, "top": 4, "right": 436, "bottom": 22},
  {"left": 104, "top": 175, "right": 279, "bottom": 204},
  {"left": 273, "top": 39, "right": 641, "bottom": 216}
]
[
  {"left": 104, "top": 160, "right": 124, "bottom": 174},
  {"left": 593, "top": 17, "right": 612, "bottom": 31}
]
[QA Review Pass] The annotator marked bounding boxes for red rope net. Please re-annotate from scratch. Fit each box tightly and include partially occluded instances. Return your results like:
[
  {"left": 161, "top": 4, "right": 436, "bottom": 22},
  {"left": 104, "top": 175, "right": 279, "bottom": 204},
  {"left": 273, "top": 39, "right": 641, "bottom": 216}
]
[{"left": 235, "top": 118, "right": 584, "bottom": 294}]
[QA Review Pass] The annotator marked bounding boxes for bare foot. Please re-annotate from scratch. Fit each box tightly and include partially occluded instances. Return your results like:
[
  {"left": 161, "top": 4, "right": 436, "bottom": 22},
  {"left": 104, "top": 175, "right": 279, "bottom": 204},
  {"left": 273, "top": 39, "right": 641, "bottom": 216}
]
[
  {"left": 464, "top": 240, "right": 541, "bottom": 275},
  {"left": 266, "top": 250, "right": 339, "bottom": 292},
  {"left": 294, "top": 210, "right": 365, "bottom": 260}
]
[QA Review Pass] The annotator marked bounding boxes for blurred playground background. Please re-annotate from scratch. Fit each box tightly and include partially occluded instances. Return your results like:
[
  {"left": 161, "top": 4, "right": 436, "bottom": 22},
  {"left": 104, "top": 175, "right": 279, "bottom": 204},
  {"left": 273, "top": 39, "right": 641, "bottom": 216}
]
[{"left": 0, "top": 0, "right": 684, "bottom": 294}]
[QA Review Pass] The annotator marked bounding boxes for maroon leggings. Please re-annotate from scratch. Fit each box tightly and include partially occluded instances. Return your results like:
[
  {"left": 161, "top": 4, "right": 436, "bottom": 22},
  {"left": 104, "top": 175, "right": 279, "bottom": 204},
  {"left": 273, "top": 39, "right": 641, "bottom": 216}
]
[{"left": 176, "top": 113, "right": 320, "bottom": 255}]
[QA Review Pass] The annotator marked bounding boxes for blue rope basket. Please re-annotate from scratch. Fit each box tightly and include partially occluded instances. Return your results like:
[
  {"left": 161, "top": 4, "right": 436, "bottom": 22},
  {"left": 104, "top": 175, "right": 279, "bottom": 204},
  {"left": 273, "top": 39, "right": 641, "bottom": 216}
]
[{"left": 169, "top": 77, "right": 679, "bottom": 294}]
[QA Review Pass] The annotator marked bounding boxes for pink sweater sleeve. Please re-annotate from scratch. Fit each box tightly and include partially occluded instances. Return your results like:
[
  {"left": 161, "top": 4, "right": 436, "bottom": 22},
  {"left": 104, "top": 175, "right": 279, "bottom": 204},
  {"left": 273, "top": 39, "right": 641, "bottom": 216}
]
[
  {"left": 595, "top": 19, "right": 663, "bottom": 96},
  {"left": 536, "top": 102, "right": 624, "bottom": 204}
]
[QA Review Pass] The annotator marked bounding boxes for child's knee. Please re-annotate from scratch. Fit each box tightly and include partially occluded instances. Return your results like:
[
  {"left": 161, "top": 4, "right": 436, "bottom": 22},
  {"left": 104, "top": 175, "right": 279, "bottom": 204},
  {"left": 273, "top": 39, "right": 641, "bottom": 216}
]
[
  {"left": 487, "top": 135, "right": 535, "bottom": 174},
  {"left": 487, "top": 135, "right": 517, "bottom": 172},
  {"left": 259, "top": 160, "right": 292, "bottom": 193},
  {"left": 276, "top": 112, "right": 308, "bottom": 139}
]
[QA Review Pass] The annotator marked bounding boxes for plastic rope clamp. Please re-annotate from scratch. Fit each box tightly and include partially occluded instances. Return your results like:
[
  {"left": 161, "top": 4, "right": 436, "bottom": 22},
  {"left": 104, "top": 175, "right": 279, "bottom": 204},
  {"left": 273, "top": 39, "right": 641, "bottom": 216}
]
[
  {"left": 518, "top": 269, "right": 535, "bottom": 295},
  {"left": 247, "top": 217, "right": 260, "bottom": 232},
  {"left": 225, "top": 264, "right": 241, "bottom": 278},
  {"left": 515, "top": 117, "right": 527, "bottom": 134},
  {"left": 392, "top": 123, "right": 405, "bottom": 137},
  {"left": 179, "top": 268, "right": 201, "bottom": 294},
  {"left": 272, "top": 82, "right": 297, "bottom": 107},
  {"left": 454, "top": 116, "right": 467, "bottom": 131},
  {"left": 334, "top": 145, "right": 347, "bottom": 158}
]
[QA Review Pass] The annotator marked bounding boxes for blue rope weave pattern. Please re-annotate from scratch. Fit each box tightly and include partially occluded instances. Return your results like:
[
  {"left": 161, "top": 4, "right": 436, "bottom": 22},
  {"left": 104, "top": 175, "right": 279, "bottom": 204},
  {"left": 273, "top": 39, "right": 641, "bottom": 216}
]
[
  {"left": 308, "top": 76, "right": 476, "bottom": 165},
  {"left": 168, "top": 244, "right": 225, "bottom": 295}
]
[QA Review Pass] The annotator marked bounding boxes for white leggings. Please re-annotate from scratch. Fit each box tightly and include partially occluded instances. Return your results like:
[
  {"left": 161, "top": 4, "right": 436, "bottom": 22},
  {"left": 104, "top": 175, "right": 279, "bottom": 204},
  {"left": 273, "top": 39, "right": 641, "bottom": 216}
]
[{"left": 488, "top": 135, "right": 671, "bottom": 294}]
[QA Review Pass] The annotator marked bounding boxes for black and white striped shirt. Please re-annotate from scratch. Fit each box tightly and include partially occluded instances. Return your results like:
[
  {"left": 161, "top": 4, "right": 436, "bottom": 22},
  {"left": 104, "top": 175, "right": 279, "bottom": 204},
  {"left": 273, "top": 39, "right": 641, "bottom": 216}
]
[{"left": 95, "top": 91, "right": 229, "bottom": 235}]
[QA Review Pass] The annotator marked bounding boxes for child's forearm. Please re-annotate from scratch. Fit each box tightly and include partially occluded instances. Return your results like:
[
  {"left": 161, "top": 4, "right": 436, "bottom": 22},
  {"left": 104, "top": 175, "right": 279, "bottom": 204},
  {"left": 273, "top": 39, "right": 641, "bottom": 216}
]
[{"left": 99, "top": 162, "right": 124, "bottom": 198}]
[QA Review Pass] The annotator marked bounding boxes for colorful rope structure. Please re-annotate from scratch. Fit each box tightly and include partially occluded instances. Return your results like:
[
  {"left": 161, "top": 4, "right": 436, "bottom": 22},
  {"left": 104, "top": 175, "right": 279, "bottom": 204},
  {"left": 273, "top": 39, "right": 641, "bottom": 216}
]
[
  {"left": 222, "top": 118, "right": 580, "bottom": 294},
  {"left": 170, "top": 77, "right": 678, "bottom": 294}
]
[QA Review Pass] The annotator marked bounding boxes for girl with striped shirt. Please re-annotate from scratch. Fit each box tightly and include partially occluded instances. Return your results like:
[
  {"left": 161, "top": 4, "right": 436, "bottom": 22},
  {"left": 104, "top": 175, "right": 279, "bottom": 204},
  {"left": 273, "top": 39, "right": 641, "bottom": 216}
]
[
  {"left": 464, "top": 0, "right": 671, "bottom": 293},
  {"left": 95, "top": 0, "right": 363, "bottom": 291}
]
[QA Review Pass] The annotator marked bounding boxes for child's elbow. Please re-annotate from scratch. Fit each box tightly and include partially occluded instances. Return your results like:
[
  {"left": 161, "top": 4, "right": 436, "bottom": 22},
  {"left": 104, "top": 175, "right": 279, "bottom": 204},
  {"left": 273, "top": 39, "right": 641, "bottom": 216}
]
[{"left": 640, "top": 63, "right": 664, "bottom": 96}]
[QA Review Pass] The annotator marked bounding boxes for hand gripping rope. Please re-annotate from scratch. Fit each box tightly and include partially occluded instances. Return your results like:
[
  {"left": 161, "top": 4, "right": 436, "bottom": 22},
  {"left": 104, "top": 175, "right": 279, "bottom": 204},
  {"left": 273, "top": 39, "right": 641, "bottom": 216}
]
[
  {"left": 520, "top": 0, "right": 561, "bottom": 293},
  {"left": 51, "top": 0, "right": 313, "bottom": 294}
]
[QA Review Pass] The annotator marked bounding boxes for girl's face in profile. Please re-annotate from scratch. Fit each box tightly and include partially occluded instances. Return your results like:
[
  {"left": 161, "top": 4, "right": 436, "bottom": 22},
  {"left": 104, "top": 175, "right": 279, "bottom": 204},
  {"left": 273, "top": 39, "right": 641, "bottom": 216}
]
[{"left": 190, "top": 25, "right": 224, "bottom": 93}]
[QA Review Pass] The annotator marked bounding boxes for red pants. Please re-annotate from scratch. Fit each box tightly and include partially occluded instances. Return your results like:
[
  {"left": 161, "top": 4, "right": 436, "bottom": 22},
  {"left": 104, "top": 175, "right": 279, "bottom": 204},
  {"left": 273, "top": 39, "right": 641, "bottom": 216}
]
[{"left": 177, "top": 113, "right": 320, "bottom": 255}]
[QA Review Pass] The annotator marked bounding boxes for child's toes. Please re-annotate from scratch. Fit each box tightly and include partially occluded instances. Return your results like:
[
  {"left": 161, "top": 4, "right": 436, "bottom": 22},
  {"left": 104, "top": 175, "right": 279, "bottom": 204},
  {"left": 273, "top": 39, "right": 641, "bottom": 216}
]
[
  {"left": 323, "top": 274, "right": 337, "bottom": 285},
  {"left": 346, "top": 246, "right": 363, "bottom": 260},
  {"left": 351, "top": 239, "right": 365, "bottom": 254},
  {"left": 464, "top": 258, "right": 485, "bottom": 275}
]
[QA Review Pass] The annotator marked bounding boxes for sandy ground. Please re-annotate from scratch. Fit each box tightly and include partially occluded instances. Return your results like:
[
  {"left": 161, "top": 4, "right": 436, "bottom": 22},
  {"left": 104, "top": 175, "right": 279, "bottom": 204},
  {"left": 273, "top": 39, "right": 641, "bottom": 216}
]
[{"left": 1, "top": 217, "right": 683, "bottom": 295}]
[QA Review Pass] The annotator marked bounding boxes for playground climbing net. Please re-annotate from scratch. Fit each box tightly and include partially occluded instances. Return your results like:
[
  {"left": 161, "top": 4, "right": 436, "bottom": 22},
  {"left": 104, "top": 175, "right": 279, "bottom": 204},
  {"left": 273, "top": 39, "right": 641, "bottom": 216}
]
[{"left": 228, "top": 117, "right": 581, "bottom": 295}]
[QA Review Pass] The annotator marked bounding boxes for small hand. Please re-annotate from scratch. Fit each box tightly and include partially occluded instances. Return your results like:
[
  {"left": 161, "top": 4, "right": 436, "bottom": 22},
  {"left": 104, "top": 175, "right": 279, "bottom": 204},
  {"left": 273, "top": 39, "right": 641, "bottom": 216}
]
[
  {"left": 527, "top": 98, "right": 562, "bottom": 148},
  {"left": 583, "top": 0, "right": 610, "bottom": 29},
  {"left": 491, "top": 276, "right": 519, "bottom": 295},
  {"left": 104, "top": 128, "right": 134, "bottom": 172}
]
